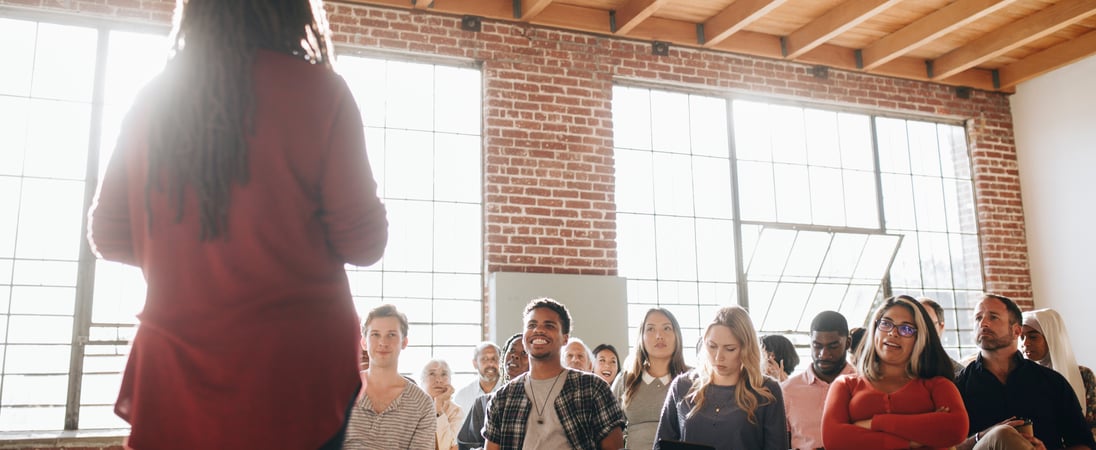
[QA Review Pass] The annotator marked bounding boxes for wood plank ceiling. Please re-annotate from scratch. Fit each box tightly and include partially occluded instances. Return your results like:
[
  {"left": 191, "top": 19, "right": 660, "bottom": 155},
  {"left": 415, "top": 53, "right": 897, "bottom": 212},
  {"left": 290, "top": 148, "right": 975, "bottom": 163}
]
[{"left": 338, "top": 0, "right": 1096, "bottom": 92}]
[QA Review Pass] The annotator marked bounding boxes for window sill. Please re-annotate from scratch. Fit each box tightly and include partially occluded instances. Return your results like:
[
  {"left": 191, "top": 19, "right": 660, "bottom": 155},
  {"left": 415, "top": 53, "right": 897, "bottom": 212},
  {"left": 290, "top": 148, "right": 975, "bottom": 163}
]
[{"left": 0, "top": 429, "right": 127, "bottom": 449}]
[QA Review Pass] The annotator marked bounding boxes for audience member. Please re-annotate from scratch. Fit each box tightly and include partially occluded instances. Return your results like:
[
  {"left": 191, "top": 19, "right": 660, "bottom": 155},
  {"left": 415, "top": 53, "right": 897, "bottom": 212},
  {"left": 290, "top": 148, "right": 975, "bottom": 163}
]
[
  {"left": 782, "top": 310, "right": 856, "bottom": 450},
  {"left": 849, "top": 327, "right": 867, "bottom": 362},
  {"left": 423, "top": 359, "right": 462, "bottom": 450},
  {"left": 344, "top": 305, "right": 434, "bottom": 450},
  {"left": 654, "top": 306, "right": 787, "bottom": 450},
  {"left": 454, "top": 342, "right": 503, "bottom": 426},
  {"left": 484, "top": 298, "right": 625, "bottom": 450},
  {"left": 457, "top": 334, "right": 527, "bottom": 450},
  {"left": 1021, "top": 309, "right": 1096, "bottom": 437},
  {"left": 821, "top": 295, "right": 968, "bottom": 449},
  {"left": 919, "top": 297, "right": 965, "bottom": 375},
  {"left": 954, "top": 294, "right": 1095, "bottom": 450},
  {"left": 592, "top": 343, "right": 621, "bottom": 385},
  {"left": 562, "top": 337, "right": 595, "bottom": 372},
  {"left": 612, "top": 308, "right": 690, "bottom": 450},
  {"left": 86, "top": 1, "right": 387, "bottom": 448},
  {"left": 761, "top": 334, "right": 800, "bottom": 382}
]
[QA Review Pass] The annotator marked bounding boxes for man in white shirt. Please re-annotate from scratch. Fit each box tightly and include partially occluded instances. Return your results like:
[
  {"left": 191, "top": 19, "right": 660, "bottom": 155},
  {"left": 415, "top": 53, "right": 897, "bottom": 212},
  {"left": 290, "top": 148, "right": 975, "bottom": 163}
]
[{"left": 454, "top": 341, "right": 503, "bottom": 426}]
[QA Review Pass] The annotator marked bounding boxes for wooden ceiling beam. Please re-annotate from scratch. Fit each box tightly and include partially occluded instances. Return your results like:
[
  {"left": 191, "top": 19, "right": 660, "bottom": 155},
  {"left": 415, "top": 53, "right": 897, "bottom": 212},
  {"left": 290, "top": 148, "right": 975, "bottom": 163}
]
[
  {"left": 702, "top": 0, "right": 788, "bottom": 48},
  {"left": 613, "top": 0, "right": 671, "bottom": 36},
  {"left": 783, "top": 0, "right": 902, "bottom": 60},
  {"left": 860, "top": 0, "right": 1017, "bottom": 71},
  {"left": 932, "top": 0, "right": 1096, "bottom": 80},
  {"left": 520, "top": 0, "right": 554, "bottom": 20},
  {"left": 998, "top": 28, "right": 1096, "bottom": 88}
]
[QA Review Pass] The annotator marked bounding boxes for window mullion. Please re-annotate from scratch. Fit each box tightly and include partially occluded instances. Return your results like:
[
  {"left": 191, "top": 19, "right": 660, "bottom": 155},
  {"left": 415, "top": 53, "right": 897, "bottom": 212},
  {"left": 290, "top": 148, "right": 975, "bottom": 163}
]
[
  {"left": 65, "top": 26, "right": 110, "bottom": 431},
  {"left": 724, "top": 98, "right": 749, "bottom": 309}
]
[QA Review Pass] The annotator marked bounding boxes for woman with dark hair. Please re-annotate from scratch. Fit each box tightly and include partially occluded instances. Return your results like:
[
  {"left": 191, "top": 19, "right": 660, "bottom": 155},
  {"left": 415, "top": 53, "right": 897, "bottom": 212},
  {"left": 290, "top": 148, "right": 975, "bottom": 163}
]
[
  {"left": 654, "top": 306, "right": 787, "bottom": 450},
  {"left": 822, "top": 295, "right": 968, "bottom": 449},
  {"left": 87, "top": 1, "right": 387, "bottom": 448},
  {"left": 593, "top": 343, "right": 621, "bottom": 385},
  {"left": 761, "top": 334, "right": 800, "bottom": 382},
  {"left": 611, "top": 308, "right": 690, "bottom": 450}
]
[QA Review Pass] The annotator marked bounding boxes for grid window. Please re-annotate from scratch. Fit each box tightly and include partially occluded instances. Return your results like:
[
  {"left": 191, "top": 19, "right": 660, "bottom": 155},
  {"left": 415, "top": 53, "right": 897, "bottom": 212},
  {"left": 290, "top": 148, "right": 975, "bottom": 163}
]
[
  {"left": 613, "top": 87, "right": 984, "bottom": 366},
  {"left": 337, "top": 56, "right": 484, "bottom": 387},
  {"left": 614, "top": 86, "right": 737, "bottom": 366},
  {"left": 1, "top": 18, "right": 99, "bottom": 432},
  {"left": 877, "top": 117, "right": 982, "bottom": 360}
]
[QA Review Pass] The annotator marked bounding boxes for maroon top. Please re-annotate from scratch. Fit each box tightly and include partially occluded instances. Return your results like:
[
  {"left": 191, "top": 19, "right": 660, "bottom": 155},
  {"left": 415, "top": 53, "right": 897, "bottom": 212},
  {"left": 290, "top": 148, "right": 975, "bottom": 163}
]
[{"left": 88, "top": 50, "right": 387, "bottom": 449}]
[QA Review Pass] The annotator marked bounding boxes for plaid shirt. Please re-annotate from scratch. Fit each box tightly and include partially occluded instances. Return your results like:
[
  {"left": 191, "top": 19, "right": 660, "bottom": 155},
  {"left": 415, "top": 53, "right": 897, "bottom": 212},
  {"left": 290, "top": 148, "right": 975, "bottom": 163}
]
[{"left": 484, "top": 369, "right": 625, "bottom": 450}]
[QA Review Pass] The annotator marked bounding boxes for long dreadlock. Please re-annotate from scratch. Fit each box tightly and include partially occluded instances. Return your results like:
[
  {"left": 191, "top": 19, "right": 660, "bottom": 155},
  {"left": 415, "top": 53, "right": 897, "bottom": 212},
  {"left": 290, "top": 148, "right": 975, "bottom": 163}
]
[{"left": 147, "top": 0, "right": 335, "bottom": 240}]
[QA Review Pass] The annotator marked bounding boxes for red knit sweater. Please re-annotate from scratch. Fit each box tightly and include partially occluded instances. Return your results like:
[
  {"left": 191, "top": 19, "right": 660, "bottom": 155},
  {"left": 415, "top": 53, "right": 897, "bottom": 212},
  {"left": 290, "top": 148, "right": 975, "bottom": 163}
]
[
  {"left": 822, "top": 375, "right": 969, "bottom": 450},
  {"left": 88, "top": 50, "right": 387, "bottom": 449}
]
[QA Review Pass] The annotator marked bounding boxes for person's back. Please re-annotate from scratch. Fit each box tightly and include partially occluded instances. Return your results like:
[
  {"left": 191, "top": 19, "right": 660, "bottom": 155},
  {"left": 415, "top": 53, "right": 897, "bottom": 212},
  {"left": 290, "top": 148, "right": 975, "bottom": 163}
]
[{"left": 87, "top": 2, "right": 387, "bottom": 448}]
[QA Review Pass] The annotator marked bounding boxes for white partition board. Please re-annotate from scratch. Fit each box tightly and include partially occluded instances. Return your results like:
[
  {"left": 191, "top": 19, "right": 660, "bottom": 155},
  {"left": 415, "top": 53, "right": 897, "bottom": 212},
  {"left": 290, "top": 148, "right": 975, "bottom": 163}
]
[{"left": 488, "top": 272, "right": 629, "bottom": 360}]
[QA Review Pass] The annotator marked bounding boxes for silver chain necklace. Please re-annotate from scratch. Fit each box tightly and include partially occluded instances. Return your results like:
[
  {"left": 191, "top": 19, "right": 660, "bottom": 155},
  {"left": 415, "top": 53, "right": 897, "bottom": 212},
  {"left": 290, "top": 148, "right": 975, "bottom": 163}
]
[{"left": 526, "top": 370, "right": 565, "bottom": 425}]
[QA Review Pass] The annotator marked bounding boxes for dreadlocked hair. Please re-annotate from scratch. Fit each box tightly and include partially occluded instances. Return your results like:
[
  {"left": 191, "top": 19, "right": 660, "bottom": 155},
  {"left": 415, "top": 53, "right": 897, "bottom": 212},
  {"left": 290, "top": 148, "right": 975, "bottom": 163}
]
[{"left": 147, "top": 0, "right": 335, "bottom": 240}]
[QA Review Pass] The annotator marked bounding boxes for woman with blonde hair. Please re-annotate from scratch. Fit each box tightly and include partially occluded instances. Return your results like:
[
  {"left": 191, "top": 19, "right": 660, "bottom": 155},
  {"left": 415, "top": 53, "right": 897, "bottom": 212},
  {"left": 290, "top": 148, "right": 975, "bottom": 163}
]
[
  {"left": 654, "top": 306, "right": 787, "bottom": 450},
  {"left": 822, "top": 295, "right": 968, "bottom": 449},
  {"left": 612, "top": 308, "right": 690, "bottom": 450}
]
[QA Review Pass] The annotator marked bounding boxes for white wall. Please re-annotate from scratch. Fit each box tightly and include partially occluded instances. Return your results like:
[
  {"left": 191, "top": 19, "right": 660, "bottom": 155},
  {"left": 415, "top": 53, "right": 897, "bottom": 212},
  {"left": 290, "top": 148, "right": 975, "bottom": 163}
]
[{"left": 1011, "top": 55, "right": 1096, "bottom": 367}]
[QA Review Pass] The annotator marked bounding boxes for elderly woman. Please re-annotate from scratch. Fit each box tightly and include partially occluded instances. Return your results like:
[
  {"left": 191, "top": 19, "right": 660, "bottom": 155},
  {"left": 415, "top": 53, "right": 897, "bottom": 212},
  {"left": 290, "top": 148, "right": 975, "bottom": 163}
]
[
  {"left": 422, "top": 359, "right": 462, "bottom": 450},
  {"left": 1020, "top": 308, "right": 1096, "bottom": 437}
]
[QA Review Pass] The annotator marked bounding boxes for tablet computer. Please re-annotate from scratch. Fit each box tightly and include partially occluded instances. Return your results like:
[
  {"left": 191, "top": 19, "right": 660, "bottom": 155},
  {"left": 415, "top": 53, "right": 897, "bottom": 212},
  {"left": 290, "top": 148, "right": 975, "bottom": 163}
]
[{"left": 657, "top": 439, "right": 717, "bottom": 450}]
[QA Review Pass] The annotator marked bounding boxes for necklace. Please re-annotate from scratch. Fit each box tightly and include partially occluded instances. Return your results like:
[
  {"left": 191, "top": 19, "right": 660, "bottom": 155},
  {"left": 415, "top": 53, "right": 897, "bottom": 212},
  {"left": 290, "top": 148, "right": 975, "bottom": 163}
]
[{"left": 526, "top": 370, "right": 565, "bottom": 425}]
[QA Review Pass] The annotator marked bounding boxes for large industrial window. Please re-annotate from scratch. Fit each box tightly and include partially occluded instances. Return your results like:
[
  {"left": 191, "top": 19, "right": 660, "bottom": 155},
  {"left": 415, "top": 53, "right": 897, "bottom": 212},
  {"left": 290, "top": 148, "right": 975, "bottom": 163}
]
[
  {"left": 613, "top": 86, "right": 982, "bottom": 366},
  {"left": 0, "top": 14, "right": 483, "bottom": 432},
  {"left": 337, "top": 55, "right": 484, "bottom": 387}
]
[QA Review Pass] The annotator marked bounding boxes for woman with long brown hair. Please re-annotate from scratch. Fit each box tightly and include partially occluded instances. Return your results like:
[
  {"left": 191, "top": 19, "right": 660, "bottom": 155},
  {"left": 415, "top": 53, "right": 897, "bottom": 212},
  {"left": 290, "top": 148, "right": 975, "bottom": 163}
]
[
  {"left": 611, "top": 308, "right": 690, "bottom": 450},
  {"left": 654, "top": 306, "right": 787, "bottom": 450},
  {"left": 821, "top": 295, "right": 968, "bottom": 449},
  {"left": 88, "top": 1, "right": 387, "bottom": 448}
]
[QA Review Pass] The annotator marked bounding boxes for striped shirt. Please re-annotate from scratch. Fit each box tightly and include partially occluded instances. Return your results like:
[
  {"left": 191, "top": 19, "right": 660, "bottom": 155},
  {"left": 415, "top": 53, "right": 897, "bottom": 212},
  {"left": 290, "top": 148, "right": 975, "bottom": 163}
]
[{"left": 344, "top": 380, "right": 436, "bottom": 450}]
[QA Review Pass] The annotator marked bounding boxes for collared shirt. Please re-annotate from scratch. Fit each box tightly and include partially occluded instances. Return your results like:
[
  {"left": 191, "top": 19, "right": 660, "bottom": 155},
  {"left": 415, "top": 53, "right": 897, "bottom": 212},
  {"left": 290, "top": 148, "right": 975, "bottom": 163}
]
[
  {"left": 455, "top": 377, "right": 503, "bottom": 426},
  {"left": 484, "top": 369, "right": 626, "bottom": 450},
  {"left": 955, "top": 351, "right": 1096, "bottom": 449},
  {"left": 781, "top": 363, "right": 856, "bottom": 450},
  {"left": 642, "top": 371, "right": 672, "bottom": 385}
]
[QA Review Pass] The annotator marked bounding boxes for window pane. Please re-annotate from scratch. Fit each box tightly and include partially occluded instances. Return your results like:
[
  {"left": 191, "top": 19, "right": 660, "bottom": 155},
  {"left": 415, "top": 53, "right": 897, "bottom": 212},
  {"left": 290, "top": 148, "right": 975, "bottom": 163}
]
[
  {"left": 0, "top": 97, "right": 30, "bottom": 176},
  {"left": 30, "top": 23, "right": 97, "bottom": 102},
  {"left": 876, "top": 117, "right": 910, "bottom": 174},
  {"left": 15, "top": 179, "right": 85, "bottom": 260},
  {"left": 91, "top": 261, "right": 146, "bottom": 324},
  {"left": 908, "top": 121, "right": 941, "bottom": 176},
  {"left": 10, "top": 286, "right": 75, "bottom": 316},
  {"left": 774, "top": 163, "right": 811, "bottom": 223},
  {"left": 384, "top": 129, "right": 434, "bottom": 200},
  {"left": 0, "top": 18, "right": 37, "bottom": 96},
  {"left": 650, "top": 90, "right": 690, "bottom": 153},
  {"left": 805, "top": 109, "right": 840, "bottom": 167},
  {"left": 691, "top": 157, "right": 732, "bottom": 219},
  {"left": 433, "top": 133, "right": 480, "bottom": 203},
  {"left": 838, "top": 113, "right": 874, "bottom": 170},
  {"left": 694, "top": 219, "right": 736, "bottom": 282},
  {"left": 809, "top": 166, "right": 845, "bottom": 226},
  {"left": 5, "top": 345, "right": 70, "bottom": 374},
  {"left": 881, "top": 173, "right": 916, "bottom": 230},
  {"left": 737, "top": 161, "right": 775, "bottom": 221},
  {"left": 770, "top": 105, "right": 807, "bottom": 164},
  {"left": 615, "top": 149, "right": 654, "bottom": 214},
  {"left": 0, "top": 178, "right": 21, "bottom": 257},
  {"left": 611, "top": 86, "right": 652, "bottom": 150},
  {"left": 433, "top": 202, "right": 480, "bottom": 273},
  {"left": 732, "top": 100, "right": 772, "bottom": 162},
  {"left": 655, "top": 216, "right": 697, "bottom": 280},
  {"left": 746, "top": 228, "right": 795, "bottom": 281},
  {"left": 617, "top": 214, "right": 656, "bottom": 279},
  {"left": 843, "top": 170, "right": 879, "bottom": 228},
  {"left": 652, "top": 152, "right": 694, "bottom": 216},
  {"left": 434, "top": 66, "right": 481, "bottom": 135},
  {"left": 23, "top": 99, "right": 91, "bottom": 180},
  {"left": 385, "top": 61, "right": 434, "bottom": 131},
  {"left": 783, "top": 231, "right": 830, "bottom": 281},
  {"left": 689, "top": 95, "right": 729, "bottom": 157},
  {"left": 762, "top": 283, "right": 812, "bottom": 331}
]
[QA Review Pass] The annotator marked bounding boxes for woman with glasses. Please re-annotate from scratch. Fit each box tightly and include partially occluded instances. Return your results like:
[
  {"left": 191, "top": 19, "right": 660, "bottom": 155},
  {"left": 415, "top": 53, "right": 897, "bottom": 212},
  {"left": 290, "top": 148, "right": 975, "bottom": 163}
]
[
  {"left": 654, "top": 306, "right": 787, "bottom": 450},
  {"left": 821, "top": 295, "right": 968, "bottom": 449},
  {"left": 613, "top": 308, "right": 690, "bottom": 450}
]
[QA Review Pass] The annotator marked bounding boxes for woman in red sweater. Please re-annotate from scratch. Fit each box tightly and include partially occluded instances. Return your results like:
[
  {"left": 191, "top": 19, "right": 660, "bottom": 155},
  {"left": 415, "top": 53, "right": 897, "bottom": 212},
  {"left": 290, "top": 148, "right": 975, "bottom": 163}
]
[{"left": 822, "top": 295, "right": 969, "bottom": 449}]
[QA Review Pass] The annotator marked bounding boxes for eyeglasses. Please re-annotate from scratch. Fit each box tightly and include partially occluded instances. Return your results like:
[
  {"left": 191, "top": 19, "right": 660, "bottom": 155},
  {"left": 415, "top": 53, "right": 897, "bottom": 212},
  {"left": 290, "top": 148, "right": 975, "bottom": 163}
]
[{"left": 877, "top": 318, "right": 917, "bottom": 337}]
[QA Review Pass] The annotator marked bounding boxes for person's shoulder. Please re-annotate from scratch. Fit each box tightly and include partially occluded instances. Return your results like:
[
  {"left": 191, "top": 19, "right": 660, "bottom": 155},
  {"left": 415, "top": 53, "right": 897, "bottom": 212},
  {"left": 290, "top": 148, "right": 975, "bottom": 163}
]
[
  {"left": 495, "top": 375, "right": 525, "bottom": 397},
  {"left": 762, "top": 376, "right": 782, "bottom": 390},
  {"left": 403, "top": 379, "right": 432, "bottom": 403},
  {"left": 1080, "top": 365, "right": 1095, "bottom": 382},
  {"left": 669, "top": 370, "right": 697, "bottom": 391},
  {"left": 781, "top": 370, "right": 810, "bottom": 389}
]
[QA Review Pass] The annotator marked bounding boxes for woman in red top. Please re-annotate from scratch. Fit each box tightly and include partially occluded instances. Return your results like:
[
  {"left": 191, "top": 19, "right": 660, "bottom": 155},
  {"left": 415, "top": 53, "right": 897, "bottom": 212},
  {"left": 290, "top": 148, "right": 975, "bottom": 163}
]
[
  {"left": 822, "top": 295, "right": 969, "bottom": 449},
  {"left": 87, "top": 1, "right": 387, "bottom": 448}
]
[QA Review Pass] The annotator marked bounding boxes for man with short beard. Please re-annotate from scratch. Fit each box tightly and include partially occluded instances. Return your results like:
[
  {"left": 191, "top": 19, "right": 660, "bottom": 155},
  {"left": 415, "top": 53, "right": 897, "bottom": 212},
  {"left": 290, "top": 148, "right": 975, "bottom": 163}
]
[
  {"left": 954, "top": 294, "right": 1095, "bottom": 450},
  {"left": 454, "top": 342, "right": 503, "bottom": 426},
  {"left": 781, "top": 310, "right": 855, "bottom": 450}
]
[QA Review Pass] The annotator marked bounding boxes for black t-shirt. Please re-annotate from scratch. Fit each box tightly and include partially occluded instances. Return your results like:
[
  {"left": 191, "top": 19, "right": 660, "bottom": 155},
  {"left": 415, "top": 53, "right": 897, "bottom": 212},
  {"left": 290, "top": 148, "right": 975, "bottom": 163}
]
[{"left": 955, "top": 351, "right": 1095, "bottom": 449}]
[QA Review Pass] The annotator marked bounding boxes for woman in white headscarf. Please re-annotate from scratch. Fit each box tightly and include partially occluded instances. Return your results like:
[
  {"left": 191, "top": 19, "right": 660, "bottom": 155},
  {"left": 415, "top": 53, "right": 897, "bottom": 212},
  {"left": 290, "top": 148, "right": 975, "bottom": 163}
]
[{"left": 1020, "top": 308, "right": 1096, "bottom": 437}]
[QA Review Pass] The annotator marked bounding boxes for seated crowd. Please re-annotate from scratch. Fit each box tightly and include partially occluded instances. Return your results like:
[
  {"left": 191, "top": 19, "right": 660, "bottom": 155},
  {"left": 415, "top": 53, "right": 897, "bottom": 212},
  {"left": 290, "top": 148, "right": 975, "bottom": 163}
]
[{"left": 344, "top": 294, "right": 1096, "bottom": 450}]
